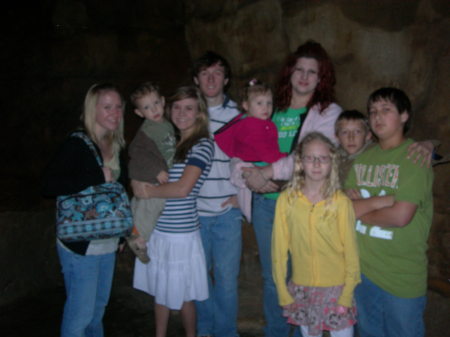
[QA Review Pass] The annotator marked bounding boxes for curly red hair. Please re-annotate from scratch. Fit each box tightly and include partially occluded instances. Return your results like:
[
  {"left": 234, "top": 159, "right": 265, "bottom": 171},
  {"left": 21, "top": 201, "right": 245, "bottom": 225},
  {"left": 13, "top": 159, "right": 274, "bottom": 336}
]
[{"left": 274, "top": 40, "right": 336, "bottom": 113}]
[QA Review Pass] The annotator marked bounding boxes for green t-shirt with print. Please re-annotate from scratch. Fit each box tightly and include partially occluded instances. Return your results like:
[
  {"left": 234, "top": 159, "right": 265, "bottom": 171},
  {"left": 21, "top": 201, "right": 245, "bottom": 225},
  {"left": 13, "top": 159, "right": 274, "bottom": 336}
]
[
  {"left": 141, "top": 119, "right": 176, "bottom": 167},
  {"left": 263, "top": 107, "right": 307, "bottom": 200},
  {"left": 345, "top": 138, "right": 434, "bottom": 298}
]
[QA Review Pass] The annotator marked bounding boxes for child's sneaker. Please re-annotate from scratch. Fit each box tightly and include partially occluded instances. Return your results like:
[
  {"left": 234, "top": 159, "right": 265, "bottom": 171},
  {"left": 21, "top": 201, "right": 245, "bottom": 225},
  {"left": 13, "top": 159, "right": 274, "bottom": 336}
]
[{"left": 127, "top": 234, "right": 150, "bottom": 264}]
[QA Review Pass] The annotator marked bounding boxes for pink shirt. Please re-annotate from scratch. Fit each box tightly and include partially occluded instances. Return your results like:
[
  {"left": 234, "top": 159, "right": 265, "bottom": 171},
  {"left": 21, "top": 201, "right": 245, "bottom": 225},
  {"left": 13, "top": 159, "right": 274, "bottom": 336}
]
[{"left": 214, "top": 115, "right": 287, "bottom": 163}]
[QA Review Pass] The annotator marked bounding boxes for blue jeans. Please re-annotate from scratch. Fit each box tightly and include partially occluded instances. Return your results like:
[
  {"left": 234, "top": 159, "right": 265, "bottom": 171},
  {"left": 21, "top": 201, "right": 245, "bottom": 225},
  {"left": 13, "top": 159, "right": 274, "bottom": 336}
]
[
  {"left": 196, "top": 207, "right": 242, "bottom": 337},
  {"left": 355, "top": 273, "right": 426, "bottom": 337},
  {"left": 57, "top": 242, "right": 116, "bottom": 337},
  {"left": 252, "top": 194, "right": 300, "bottom": 337}
]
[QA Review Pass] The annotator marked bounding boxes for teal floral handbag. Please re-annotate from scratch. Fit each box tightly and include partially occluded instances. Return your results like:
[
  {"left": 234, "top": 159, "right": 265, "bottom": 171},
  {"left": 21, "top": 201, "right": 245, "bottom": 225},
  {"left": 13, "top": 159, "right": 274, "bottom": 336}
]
[{"left": 56, "top": 132, "right": 133, "bottom": 242}]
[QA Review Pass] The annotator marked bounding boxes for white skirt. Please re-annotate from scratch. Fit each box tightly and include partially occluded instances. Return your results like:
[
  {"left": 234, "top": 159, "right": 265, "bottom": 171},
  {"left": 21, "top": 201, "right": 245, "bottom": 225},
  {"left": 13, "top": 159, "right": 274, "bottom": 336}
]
[{"left": 133, "top": 229, "right": 208, "bottom": 310}]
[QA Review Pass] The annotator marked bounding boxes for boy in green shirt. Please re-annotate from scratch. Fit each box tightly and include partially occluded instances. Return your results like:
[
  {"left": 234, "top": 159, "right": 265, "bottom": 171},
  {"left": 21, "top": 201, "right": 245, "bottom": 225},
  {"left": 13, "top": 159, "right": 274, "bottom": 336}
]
[
  {"left": 127, "top": 82, "right": 175, "bottom": 263},
  {"left": 345, "top": 87, "right": 433, "bottom": 337}
]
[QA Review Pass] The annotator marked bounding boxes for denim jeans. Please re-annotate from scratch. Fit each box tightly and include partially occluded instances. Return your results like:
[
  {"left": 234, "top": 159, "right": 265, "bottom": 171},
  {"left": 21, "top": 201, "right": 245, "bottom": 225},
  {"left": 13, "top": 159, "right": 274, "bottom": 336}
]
[
  {"left": 57, "top": 242, "right": 116, "bottom": 337},
  {"left": 252, "top": 193, "right": 301, "bottom": 337},
  {"left": 355, "top": 273, "right": 426, "bottom": 337},
  {"left": 196, "top": 207, "right": 243, "bottom": 337}
]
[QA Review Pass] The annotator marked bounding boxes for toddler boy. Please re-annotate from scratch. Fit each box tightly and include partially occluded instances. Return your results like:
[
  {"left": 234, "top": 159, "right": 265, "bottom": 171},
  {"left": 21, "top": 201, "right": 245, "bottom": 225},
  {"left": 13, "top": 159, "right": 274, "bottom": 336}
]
[
  {"left": 345, "top": 87, "right": 433, "bottom": 337},
  {"left": 127, "top": 82, "right": 176, "bottom": 263}
]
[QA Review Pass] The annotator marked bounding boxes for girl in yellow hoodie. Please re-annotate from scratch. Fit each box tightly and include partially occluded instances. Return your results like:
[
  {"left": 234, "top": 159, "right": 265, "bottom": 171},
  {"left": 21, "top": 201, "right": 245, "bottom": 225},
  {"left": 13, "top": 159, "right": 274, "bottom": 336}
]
[{"left": 272, "top": 132, "right": 360, "bottom": 337}]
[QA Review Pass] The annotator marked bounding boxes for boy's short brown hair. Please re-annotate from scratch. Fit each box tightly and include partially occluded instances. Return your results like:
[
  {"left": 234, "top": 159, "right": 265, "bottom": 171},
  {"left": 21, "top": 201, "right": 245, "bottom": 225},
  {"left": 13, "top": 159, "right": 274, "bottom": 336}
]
[
  {"left": 130, "top": 82, "right": 161, "bottom": 107},
  {"left": 191, "top": 51, "right": 232, "bottom": 90},
  {"left": 335, "top": 110, "right": 369, "bottom": 135},
  {"left": 367, "top": 87, "right": 412, "bottom": 134}
]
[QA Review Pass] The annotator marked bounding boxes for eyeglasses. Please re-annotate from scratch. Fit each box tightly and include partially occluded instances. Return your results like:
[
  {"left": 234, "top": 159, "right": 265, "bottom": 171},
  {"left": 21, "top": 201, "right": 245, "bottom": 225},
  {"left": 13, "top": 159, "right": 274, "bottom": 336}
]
[{"left": 301, "top": 155, "right": 331, "bottom": 164}]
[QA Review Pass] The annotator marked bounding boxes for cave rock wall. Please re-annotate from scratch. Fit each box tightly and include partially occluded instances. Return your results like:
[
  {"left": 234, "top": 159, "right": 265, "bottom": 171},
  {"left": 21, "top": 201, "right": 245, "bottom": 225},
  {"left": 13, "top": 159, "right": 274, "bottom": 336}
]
[{"left": 185, "top": 0, "right": 450, "bottom": 282}]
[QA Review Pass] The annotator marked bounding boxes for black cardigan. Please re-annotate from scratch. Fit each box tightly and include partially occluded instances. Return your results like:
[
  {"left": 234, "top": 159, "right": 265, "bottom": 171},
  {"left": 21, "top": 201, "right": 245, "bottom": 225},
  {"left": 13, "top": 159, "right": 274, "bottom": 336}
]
[{"left": 42, "top": 131, "right": 128, "bottom": 254}]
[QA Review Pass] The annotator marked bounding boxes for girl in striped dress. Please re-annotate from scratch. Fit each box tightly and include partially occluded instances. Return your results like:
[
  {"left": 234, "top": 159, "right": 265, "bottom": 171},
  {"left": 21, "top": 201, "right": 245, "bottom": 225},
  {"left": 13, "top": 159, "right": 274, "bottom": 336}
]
[{"left": 132, "top": 86, "right": 214, "bottom": 337}]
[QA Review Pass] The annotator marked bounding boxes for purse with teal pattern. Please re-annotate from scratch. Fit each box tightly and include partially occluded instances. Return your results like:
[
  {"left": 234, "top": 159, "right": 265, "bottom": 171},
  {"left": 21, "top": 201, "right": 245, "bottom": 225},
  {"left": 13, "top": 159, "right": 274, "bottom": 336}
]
[{"left": 56, "top": 132, "right": 133, "bottom": 242}]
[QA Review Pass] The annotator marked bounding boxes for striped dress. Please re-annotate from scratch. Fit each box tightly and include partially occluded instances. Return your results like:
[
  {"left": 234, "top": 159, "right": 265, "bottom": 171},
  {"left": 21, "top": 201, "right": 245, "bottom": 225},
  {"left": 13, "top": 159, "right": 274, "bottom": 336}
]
[{"left": 133, "top": 138, "right": 214, "bottom": 309}]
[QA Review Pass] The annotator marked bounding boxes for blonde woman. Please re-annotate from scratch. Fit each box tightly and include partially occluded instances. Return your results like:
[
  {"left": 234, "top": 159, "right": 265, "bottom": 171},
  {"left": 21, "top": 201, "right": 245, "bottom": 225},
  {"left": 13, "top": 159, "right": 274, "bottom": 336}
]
[
  {"left": 272, "top": 132, "right": 360, "bottom": 337},
  {"left": 42, "top": 83, "right": 126, "bottom": 337},
  {"left": 132, "top": 86, "right": 214, "bottom": 337}
]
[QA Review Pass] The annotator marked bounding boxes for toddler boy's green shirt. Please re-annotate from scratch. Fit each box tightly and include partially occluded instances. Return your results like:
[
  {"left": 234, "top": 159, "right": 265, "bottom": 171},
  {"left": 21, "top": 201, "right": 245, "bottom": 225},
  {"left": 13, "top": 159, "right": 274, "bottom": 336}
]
[
  {"left": 345, "top": 138, "right": 434, "bottom": 298},
  {"left": 141, "top": 119, "right": 176, "bottom": 167}
]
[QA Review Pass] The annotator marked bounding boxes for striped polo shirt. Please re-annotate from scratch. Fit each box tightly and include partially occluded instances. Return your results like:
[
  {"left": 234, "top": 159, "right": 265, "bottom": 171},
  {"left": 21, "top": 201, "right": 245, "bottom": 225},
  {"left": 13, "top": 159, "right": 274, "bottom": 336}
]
[{"left": 197, "top": 97, "right": 240, "bottom": 216}]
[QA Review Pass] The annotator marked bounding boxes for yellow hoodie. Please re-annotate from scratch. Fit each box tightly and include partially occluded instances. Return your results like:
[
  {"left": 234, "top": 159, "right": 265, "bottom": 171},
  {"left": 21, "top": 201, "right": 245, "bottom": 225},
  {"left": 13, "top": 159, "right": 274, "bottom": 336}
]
[{"left": 272, "top": 190, "right": 360, "bottom": 307}]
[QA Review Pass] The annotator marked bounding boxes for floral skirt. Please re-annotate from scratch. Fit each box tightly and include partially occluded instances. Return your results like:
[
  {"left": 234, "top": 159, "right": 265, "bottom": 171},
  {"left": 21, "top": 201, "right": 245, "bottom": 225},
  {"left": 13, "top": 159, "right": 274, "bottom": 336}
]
[{"left": 283, "top": 281, "right": 357, "bottom": 336}]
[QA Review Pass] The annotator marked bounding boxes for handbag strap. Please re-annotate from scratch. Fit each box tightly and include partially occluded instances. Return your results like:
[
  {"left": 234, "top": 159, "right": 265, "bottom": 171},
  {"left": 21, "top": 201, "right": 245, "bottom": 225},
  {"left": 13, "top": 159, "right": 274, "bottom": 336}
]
[
  {"left": 71, "top": 131, "right": 103, "bottom": 167},
  {"left": 213, "top": 113, "right": 246, "bottom": 136}
]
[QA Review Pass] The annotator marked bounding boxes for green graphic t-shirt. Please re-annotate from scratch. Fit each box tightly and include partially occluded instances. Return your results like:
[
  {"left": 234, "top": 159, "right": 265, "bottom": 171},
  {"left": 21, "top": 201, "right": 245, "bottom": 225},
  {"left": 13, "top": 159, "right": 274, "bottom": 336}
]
[
  {"left": 345, "top": 139, "right": 434, "bottom": 298},
  {"left": 264, "top": 107, "right": 307, "bottom": 200}
]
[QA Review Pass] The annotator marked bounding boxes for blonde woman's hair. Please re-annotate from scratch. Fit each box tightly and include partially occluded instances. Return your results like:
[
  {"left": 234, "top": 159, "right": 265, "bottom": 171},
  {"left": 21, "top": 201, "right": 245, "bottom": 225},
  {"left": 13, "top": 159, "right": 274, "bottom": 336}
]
[
  {"left": 167, "top": 86, "right": 210, "bottom": 162},
  {"left": 81, "top": 83, "right": 125, "bottom": 155},
  {"left": 286, "top": 132, "right": 340, "bottom": 202}
]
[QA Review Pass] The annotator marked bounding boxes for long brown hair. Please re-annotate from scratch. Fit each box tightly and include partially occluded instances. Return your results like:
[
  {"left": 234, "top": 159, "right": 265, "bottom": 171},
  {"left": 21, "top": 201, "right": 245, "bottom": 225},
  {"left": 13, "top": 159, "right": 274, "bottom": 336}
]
[
  {"left": 274, "top": 40, "right": 336, "bottom": 113},
  {"left": 167, "top": 86, "right": 210, "bottom": 162}
]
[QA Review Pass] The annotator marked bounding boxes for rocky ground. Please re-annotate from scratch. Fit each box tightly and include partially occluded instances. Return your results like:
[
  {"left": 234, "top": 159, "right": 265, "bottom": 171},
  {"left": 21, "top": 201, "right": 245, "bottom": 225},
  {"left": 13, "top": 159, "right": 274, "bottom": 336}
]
[{"left": 1, "top": 252, "right": 449, "bottom": 337}]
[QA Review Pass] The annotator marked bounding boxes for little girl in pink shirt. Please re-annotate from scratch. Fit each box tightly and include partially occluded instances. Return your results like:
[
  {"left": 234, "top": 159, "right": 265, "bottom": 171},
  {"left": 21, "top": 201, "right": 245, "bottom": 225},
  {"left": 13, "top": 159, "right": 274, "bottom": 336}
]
[
  {"left": 215, "top": 79, "right": 286, "bottom": 163},
  {"left": 214, "top": 79, "right": 287, "bottom": 220}
]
